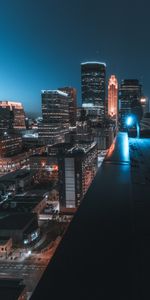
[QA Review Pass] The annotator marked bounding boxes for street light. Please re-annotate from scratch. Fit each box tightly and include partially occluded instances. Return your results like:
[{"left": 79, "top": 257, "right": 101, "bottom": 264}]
[
  {"left": 126, "top": 116, "right": 134, "bottom": 127},
  {"left": 126, "top": 114, "right": 140, "bottom": 138}
]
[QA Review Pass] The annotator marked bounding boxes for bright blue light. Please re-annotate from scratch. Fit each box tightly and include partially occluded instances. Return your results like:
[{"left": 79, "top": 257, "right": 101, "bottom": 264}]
[{"left": 126, "top": 116, "right": 134, "bottom": 126}]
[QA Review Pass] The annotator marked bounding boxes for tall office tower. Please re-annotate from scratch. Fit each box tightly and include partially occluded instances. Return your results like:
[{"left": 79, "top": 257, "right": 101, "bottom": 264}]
[
  {"left": 119, "top": 80, "right": 142, "bottom": 129},
  {"left": 81, "top": 62, "right": 106, "bottom": 121},
  {"left": 39, "top": 90, "right": 69, "bottom": 145},
  {"left": 0, "top": 101, "right": 26, "bottom": 132},
  {"left": 59, "top": 87, "right": 77, "bottom": 127},
  {"left": 108, "top": 75, "right": 118, "bottom": 121}
]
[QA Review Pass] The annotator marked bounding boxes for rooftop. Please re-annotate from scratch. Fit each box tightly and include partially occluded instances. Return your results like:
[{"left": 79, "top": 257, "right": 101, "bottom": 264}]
[
  {"left": 0, "top": 101, "right": 23, "bottom": 109},
  {"left": 41, "top": 90, "right": 68, "bottom": 97},
  {"left": 67, "top": 142, "right": 97, "bottom": 155},
  {"left": 0, "top": 196, "right": 43, "bottom": 213},
  {"left": 49, "top": 141, "right": 97, "bottom": 156},
  {"left": 81, "top": 61, "right": 106, "bottom": 66},
  {"left": 0, "top": 169, "right": 36, "bottom": 182},
  {"left": 0, "top": 237, "right": 11, "bottom": 245},
  {"left": 0, "top": 213, "right": 37, "bottom": 230}
]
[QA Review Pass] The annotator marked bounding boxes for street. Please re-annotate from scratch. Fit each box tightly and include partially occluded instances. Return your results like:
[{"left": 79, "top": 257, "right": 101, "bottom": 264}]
[
  {"left": 0, "top": 236, "right": 61, "bottom": 299},
  {"left": 0, "top": 261, "right": 46, "bottom": 299}
]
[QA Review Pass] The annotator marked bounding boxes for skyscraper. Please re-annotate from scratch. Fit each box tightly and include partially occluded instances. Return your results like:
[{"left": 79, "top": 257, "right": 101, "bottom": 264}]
[
  {"left": 39, "top": 90, "right": 69, "bottom": 145},
  {"left": 108, "top": 75, "right": 118, "bottom": 121},
  {"left": 81, "top": 62, "right": 106, "bottom": 121},
  {"left": 119, "top": 80, "right": 142, "bottom": 129},
  {"left": 58, "top": 87, "right": 77, "bottom": 127},
  {"left": 0, "top": 101, "right": 26, "bottom": 132}
]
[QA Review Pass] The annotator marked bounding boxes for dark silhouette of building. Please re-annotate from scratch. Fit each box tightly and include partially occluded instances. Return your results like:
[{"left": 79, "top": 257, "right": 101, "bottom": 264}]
[
  {"left": 59, "top": 87, "right": 77, "bottom": 126},
  {"left": 81, "top": 62, "right": 106, "bottom": 121},
  {"left": 0, "top": 213, "right": 39, "bottom": 245},
  {"left": 119, "top": 79, "right": 142, "bottom": 129},
  {"left": 0, "top": 278, "right": 26, "bottom": 300}
]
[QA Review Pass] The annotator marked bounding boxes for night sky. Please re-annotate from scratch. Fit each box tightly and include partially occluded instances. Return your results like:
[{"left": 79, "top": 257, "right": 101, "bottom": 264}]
[{"left": 0, "top": 0, "right": 150, "bottom": 114}]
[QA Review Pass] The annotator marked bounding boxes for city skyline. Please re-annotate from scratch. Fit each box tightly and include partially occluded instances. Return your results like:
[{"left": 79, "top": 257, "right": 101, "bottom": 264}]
[
  {"left": 0, "top": 1, "right": 150, "bottom": 299},
  {"left": 0, "top": 0, "right": 150, "bottom": 114}
]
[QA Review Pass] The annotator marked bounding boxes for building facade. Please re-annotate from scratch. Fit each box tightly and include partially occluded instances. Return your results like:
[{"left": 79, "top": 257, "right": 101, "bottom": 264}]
[
  {"left": 119, "top": 79, "right": 142, "bottom": 129},
  {"left": 140, "top": 96, "right": 149, "bottom": 115},
  {"left": 0, "top": 101, "right": 26, "bottom": 132},
  {"left": 0, "top": 237, "right": 12, "bottom": 258},
  {"left": 0, "top": 146, "right": 44, "bottom": 176},
  {"left": 39, "top": 90, "right": 69, "bottom": 145},
  {"left": 0, "top": 169, "right": 36, "bottom": 193},
  {"left": 30, "top": 153, "right": 58, "bottom": 183},
  {"left": 59, "top": 87, "right": 77, "bottom": 127},
  {"left": 81, "top": 62, "right": 106, "bottom": 121},
  {"left": 58, "top": 142, "right": 97, "bottom": 211},
  {"left": 108, "top": 75, "right": 118, "bottom": 121},
  {"left": 0, "top": 134, "right": 22, "bottom": 157}
]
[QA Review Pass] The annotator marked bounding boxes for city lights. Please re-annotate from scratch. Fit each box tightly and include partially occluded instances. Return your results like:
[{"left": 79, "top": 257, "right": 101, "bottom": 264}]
[
  {"left": 126, "top": 115, "right": 134, "bottom": 127},
  {"left": 140, "top": 97, "right": 146, "bottom": 103},
  {"left": 126, "top": 114, "right": 140, "bottom": 138},
  {"left": 108, "top": 75, "right": 118, "bottom": 121},
  {"left": 0, "top": 1, "right": 149, "bottom": 299}
]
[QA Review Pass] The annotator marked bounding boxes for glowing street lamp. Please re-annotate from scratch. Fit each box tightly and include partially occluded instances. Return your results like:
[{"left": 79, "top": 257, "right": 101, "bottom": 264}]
[
  {"left": 126, "top": 114, "right": 140, "bottom": 138},
  {"left": 126, "top": 116, "right": 134, "bottom": 127}
]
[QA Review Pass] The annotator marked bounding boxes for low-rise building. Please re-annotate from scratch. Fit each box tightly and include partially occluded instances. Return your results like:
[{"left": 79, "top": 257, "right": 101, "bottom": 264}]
[
  {"left": 0, "top": 134, "right": 22, "bottom": 157},
  {"left": 8, "top": 195, "right": 47, "bottom": 216},
  {"left": 92, "top": 127, "right": 115, "bottom": 150},
  {"left": 0, "top": 169, "right": 36, "bottom": 193},
  {"left": 0, "top": 101, "right": 26, "bottom": 133},
  {"left": 30, "top": 153, "right": 58, "bottom": 183},
  {"left": 0, "top": 213, "right": 39, "bottom": 245},
  {"left": 0, "top": 144, "right": 46, "bottom": 176},
  {"left": 0, "top": 237, "right": 12, "bottom": 258}
]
